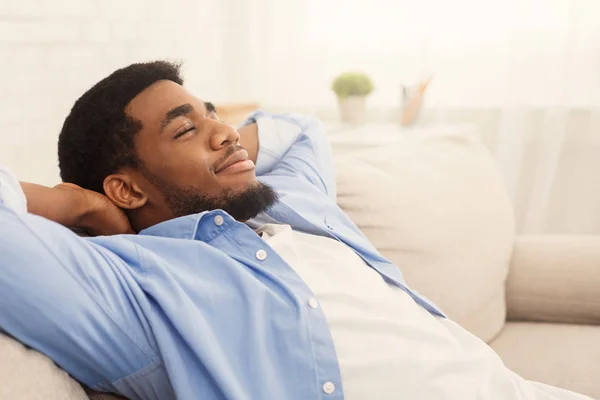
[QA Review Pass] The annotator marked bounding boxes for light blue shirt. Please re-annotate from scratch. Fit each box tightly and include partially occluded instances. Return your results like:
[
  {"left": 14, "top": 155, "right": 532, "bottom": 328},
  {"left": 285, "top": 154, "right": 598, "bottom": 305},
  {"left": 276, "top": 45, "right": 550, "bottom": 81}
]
[{"left": 0, "top": 112, "right": 444, "bottom": 400}]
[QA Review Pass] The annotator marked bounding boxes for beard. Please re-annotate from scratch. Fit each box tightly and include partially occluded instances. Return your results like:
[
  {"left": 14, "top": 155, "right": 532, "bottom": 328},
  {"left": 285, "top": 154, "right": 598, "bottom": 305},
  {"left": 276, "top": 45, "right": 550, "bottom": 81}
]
[{"left": 143, "top": 170, "right": 279, "bottom": 222}]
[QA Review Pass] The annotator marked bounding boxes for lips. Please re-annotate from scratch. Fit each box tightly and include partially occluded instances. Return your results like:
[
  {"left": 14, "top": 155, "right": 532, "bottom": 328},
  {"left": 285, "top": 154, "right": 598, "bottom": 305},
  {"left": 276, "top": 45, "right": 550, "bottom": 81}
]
[{"left": 215, "top": 148, "right": 249, "bottom": 173}]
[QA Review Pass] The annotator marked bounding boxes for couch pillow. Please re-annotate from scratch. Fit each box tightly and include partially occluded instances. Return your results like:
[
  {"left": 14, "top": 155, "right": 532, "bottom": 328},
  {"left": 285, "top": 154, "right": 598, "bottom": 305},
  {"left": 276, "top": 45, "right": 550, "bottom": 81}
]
[
  {"left": 0, "top": 332, "right": 88, "bottom": 399},
  {"left": 334, "top": 127, "right": 515, "bottom": 342}
]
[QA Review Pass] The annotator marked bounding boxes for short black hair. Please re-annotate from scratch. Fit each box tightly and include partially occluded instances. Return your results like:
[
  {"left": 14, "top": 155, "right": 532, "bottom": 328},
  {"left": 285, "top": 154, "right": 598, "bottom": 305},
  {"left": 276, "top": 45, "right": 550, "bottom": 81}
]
[{"left": 58, "top": 60, "right": 184, "bottom": 193}]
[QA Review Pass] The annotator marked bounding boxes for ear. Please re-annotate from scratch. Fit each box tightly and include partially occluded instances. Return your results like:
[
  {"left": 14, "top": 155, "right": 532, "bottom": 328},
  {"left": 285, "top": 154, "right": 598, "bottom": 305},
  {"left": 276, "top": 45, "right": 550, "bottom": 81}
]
[{"left": 103, "top": 173, "right": 147, "bottom": 210}]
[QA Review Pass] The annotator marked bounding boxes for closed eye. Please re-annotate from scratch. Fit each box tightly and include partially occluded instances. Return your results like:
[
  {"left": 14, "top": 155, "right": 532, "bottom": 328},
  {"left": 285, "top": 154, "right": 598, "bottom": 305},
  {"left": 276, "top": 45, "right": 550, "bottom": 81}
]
[{"left": 174, "top": 125, "right": 197, "bottom": 139}]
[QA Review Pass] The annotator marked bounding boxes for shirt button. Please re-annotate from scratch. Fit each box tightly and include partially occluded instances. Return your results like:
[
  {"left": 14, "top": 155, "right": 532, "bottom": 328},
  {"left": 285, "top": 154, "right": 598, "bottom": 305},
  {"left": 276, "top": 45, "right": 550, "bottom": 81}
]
[
  {"left": 255, "top": 249, "right": 268, "bottom": 260},
  {"left": 308, "top": 298, "right": 319, "bottom": 309},
  {"left": 322, "top": 381, "right": 335, "bottom": 394},
  {"left": 213, "top": 215, "right": 224, "bottom": 226}
]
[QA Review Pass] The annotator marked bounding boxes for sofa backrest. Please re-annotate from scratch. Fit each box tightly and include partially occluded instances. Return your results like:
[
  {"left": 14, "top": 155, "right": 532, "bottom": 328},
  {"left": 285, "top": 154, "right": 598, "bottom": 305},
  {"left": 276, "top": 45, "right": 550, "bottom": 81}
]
[{"left": 334, "top": 126, "right": 516, "bottom": 342}]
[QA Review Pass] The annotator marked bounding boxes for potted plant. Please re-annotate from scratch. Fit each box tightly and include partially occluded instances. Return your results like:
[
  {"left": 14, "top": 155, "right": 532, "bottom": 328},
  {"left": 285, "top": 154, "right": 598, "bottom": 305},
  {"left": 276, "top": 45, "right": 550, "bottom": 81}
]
[{"left": 331, "top": 72, "right": 374, "bottom": 123}]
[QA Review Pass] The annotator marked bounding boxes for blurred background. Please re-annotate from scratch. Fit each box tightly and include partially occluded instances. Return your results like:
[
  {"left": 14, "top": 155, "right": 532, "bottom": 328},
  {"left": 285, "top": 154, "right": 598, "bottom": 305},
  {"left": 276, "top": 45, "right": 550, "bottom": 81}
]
[{"left": 0, "top": 0, "right": 599, "bottom": 234}]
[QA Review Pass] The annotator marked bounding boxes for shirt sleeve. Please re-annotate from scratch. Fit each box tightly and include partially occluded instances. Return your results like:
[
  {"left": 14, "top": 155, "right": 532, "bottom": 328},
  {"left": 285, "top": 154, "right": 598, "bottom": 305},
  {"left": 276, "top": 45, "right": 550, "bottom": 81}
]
[
  {"left": 240, "top": 111, "right": 337, "bottom": 200},
  {"left": 0, "top": 204, "right": 158, "bottom": 396},
  {"left": 0, "top": 164, "right": 27, "bottom": 215}
]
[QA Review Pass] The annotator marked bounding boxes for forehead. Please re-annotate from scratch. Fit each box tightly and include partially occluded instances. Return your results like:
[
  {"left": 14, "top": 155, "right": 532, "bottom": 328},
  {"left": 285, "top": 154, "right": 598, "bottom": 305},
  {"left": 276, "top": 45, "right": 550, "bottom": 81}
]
[{"left": 125, "top": 80, "right": 201, "bottom": 127}]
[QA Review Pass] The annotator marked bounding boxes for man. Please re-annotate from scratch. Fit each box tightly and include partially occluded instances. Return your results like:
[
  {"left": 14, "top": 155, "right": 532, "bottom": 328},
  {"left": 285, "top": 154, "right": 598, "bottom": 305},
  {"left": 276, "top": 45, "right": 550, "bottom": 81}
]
[{"left": 0, "top": 61, "right": 591, "bottom": 400}]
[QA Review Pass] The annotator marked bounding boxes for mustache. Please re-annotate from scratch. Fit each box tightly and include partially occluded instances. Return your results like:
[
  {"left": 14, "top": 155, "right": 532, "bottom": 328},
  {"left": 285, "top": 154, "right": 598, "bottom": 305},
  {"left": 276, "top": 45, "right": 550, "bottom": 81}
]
[{"left": 212, "top": 144, "right": 244, "bottom": 172}]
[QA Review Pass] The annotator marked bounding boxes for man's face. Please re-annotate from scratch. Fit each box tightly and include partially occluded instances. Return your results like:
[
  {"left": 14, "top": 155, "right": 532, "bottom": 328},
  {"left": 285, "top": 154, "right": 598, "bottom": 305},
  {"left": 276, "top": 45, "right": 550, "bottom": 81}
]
[{"left": 124, "top": 80, "right": 276, "bottom": 222}]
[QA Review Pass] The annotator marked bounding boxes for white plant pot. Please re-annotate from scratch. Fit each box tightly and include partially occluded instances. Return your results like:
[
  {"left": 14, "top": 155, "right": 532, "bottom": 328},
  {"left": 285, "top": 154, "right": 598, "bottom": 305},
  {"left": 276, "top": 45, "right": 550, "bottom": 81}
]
[{"left": 338, "top": 96, "right": 367, "bottom": 123}]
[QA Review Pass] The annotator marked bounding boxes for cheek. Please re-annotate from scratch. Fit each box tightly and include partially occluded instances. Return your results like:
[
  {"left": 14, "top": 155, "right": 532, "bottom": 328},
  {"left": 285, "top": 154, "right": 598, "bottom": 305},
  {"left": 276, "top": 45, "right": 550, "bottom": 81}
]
[
  {"left": 147, "top": 147, "right": 217, "bottom": 185},
  {"left": 170, "top": 141, "right": 215, "bottom": 174},
  {"left": 138, "top": 137, "right": 223, "bottom": 192},
  {"left": 163, "top": 157, "right": 216, "bottom": 186}
]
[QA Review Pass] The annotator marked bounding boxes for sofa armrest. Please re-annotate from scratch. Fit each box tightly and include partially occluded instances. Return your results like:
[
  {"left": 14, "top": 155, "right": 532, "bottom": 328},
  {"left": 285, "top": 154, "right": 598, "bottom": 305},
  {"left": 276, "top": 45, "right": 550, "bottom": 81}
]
[{"left": 506, "top": 235, "right": 600, "bottom": 325}]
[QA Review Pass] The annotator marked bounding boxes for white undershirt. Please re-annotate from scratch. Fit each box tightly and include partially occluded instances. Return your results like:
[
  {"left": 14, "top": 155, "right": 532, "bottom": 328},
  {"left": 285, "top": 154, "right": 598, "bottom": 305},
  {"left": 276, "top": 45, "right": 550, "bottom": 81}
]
[{"left": 257, "top": 223, "right": 590, "bottom": 400}]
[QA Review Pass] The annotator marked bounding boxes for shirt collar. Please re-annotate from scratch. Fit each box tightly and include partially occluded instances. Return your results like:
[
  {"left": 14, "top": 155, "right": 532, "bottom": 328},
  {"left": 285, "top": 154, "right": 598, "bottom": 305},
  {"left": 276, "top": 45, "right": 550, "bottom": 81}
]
[
  {"left": 138, "top": 209, "right": 283, "bottom": 241},
  {"left": 138, "top": 213, "right": 206, "bottom": 240}
]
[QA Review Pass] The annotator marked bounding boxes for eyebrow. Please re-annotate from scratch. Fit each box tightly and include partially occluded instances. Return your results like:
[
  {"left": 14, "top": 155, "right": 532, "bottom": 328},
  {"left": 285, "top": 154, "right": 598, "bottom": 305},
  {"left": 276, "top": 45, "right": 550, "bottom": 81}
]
[{"left": 160, "top": 103, "right": 194, "bottom": 133}]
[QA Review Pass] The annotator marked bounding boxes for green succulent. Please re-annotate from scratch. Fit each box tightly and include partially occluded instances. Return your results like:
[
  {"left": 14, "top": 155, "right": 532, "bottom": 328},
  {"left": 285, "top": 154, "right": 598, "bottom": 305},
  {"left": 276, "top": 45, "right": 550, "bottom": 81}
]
[{"left": 331, "top": 72, "right": 374, "bottom": 99}]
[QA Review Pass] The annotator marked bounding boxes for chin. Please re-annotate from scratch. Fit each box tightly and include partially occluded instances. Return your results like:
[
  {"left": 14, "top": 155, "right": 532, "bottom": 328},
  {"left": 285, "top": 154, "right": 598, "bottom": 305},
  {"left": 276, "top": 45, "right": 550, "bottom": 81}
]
[{"left": 218, "top": 172, "right": 258, "bottom": 191}]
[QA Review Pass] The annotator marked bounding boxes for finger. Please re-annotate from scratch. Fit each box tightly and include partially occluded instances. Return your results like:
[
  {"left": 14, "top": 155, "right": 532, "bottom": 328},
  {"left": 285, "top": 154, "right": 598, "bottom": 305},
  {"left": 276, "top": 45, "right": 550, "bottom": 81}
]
[
  {"left": 115, "top": 218, "right": 136, "bottom": 235},
  {"left": 109, "top": 222, "right": 136, "bottom": 236}
]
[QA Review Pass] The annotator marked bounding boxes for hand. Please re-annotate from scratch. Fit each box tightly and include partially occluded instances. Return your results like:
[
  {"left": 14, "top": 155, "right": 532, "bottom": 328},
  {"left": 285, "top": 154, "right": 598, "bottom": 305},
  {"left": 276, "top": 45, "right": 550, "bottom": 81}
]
[{"left": 54, "top": 183, "right": 135, "bottom": 236}]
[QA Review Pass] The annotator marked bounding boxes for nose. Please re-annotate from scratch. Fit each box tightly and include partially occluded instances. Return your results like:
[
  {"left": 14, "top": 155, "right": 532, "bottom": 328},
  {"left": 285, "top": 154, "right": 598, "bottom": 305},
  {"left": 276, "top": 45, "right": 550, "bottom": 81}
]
[{"left": 208, "top": 119, "right": 240, "bottom": 150}]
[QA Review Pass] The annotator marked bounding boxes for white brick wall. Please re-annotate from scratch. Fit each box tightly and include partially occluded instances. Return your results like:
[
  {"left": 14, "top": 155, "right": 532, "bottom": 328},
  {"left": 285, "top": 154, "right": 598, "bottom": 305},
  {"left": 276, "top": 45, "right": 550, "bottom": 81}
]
[{"left": 0, "top": 0, "right": 227, "bottom": 185}]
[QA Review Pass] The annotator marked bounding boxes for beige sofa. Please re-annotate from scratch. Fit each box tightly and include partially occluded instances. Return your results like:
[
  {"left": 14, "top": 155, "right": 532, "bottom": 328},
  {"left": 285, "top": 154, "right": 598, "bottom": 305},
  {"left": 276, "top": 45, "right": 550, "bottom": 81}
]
[
  {"left": 1, "top": 125, "right": 599, "bottom": 399},
  {"left": 333, "top": 126, "right": 600, "bottom": 399}
]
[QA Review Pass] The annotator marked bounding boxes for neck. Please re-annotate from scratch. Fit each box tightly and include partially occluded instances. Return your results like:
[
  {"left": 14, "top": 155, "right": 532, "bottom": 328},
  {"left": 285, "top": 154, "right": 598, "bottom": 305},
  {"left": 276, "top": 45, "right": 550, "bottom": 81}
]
[{"left": 128, "top": 205, "right": 174, "bottom": 233}]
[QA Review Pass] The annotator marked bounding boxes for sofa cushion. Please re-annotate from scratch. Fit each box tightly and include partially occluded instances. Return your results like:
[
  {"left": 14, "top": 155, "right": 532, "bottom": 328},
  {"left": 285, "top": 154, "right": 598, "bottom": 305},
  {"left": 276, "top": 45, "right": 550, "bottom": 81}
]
[
  {"left": 0, "top": 332, "right": 88, "bottom": 400},
  {"left": 333, "top": 126, "right": 515, "bottom": 342},
  {"left": 490, "top": 322, "right": 600, "bottom": 399}
]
